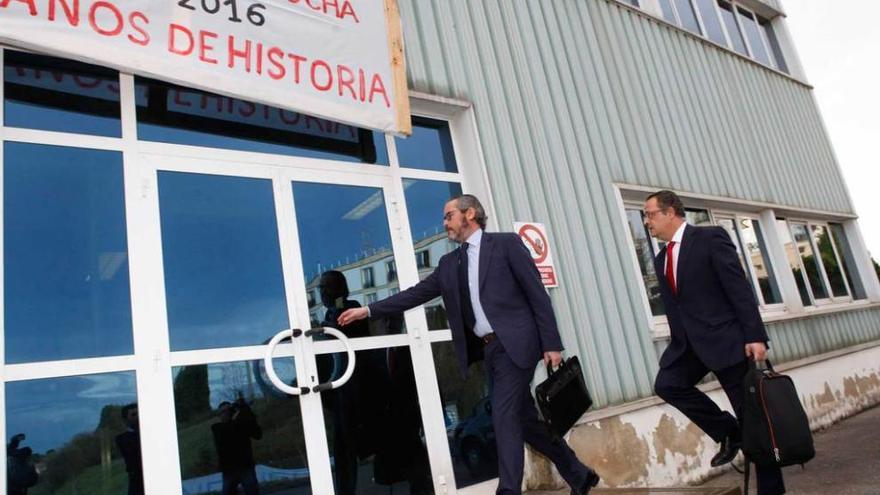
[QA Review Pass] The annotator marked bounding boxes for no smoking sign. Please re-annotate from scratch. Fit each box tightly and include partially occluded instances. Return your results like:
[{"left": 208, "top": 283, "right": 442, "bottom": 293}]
[{"left": 514, "top": 222, "right": 558, "bottom": 288}]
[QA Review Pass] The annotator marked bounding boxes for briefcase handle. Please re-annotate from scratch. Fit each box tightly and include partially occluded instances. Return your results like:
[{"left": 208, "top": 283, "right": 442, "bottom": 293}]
[{"left": 546, "top": 356, "right": 569, "bottom": 376}]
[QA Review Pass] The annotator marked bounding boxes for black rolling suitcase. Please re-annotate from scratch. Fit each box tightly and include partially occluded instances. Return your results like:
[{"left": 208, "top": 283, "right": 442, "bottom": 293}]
[{"left": 740, "top": 360, "right": 814, "bottom": 492}]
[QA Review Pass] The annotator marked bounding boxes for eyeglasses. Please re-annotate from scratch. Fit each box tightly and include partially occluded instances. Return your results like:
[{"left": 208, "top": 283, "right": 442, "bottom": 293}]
[
  {"left": 643, "top": 208, "right": 668, "bottom": 219},
  {"left": 443, "top": 209, "right": 469, "bottom": 222}
]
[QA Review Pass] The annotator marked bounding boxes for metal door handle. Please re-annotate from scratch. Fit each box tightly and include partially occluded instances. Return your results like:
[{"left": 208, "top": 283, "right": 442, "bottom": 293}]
[
  {"left": 263, "top": 329, "right": 310, "bottom": 395},
  {"left": 306, "top": 327, "right": 356, "bottom": 393}
]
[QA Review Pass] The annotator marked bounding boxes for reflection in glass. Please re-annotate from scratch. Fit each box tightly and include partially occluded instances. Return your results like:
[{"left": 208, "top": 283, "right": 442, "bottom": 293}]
[
  {"left": 4, "top": 142, "right": 133, "bottom": 363},
  {"left": 718, "top": 1, "right": 749, "bottom": 55},
  {"left": 173, "top": 359, "right": 310, "bottom": 495},
  {"left": 791, "top": 223, "right": 829, "bottom": 301},
  {"left": 135, "top": 77, "right": 388, "bottom": 164},
  {"left": 695, "top": 0, "right": 727, "bottom": 45},
  {"left": 316, "top": 346, "right": 431, "bottom": 494},
  {"left": 403, "top": 180, "right": 462, "bottom": 329},
  {"left": 6, "top": 372, "right": 139, "bottom": 495},
  {"left": 673, "top": 0, "right": 702, "bottom": 34},
  {"left": 759, "top": 17, "right": 788, "bottom": 73},
  {"left": 626, "top": 209, "right": 664, "bottom": 316},
  {"left": 829, "top": 223, "right": 866, "bottom": 300},
  {"left": 740, "top": 219, "right": 782, "bottom": 305},
  {"left": 717, "top": 218, "right": 757, "bottom": 300},
  {"left": 737, "top": 8, "right": 773, "bottom": 66},
  {"left": 294, "top": 182, "right": 404, "bottom": 334},
  {"left": 811, "top": 225, "right": 849, "bottom": 298},
  {"left": 3, "top": 50, "right": 121, "bottom": 136},
  {"left": 395, "top": 117, "right": 458, "bottom": 172},
  {"left": 433, "top": 341, "right": 496, "bottom": 488},
  {"left": 685, "top": 208, "right": 712, "bottom": 226},
  {"left": 159, "top": 172, "right": 289, "bottom": 351},
  {"left": 776, "top": 220, "right": 812, "bottom": 306},
  {"left": 657, "top": 0, "right": 677, "bottom": 23}
]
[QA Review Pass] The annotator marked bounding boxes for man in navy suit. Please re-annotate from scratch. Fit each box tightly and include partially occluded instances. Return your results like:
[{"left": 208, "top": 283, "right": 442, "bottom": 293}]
[
  {"left": 645, "top": 190, "right": 785, "bottom": 495},
  {"left": 338, "top": 194, "right": 599, "bottom": 495}
]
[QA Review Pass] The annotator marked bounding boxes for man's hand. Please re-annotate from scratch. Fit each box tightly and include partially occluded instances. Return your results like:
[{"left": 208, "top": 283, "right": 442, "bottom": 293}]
[
  {"left": 337, "top": 307, "right": 369, "bottom": 326},
  {"left": 744, "top": 342, "right": 768, "bottom": 361},
  {"left": 543, "top": 351, "right": 563, "bottom": 369}
]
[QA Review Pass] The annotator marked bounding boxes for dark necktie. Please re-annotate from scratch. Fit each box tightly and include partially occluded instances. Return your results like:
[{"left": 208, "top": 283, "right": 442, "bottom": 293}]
[
  {"left": 458, "top": 242, "right": 477, "bottom": 331},
  {"left": 666, "top": 241, "right": 677, "bottom": 295}
]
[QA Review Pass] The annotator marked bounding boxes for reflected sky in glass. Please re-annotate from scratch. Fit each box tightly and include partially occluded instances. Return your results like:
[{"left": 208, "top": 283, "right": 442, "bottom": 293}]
[
  {"left": 6, "top": 372, "right": 137, "bottom": 455},
  {"left": 159, "top": 172, "right": 289, "bottom": 351},
  {"left": 293, "top": 182, "right": 396, "bottom": 284},
  {"left": 4, "top": 142, "right": 133, "bottom": 363},
  {"left": 395, "top": 118, "right": 458, "bottom": 172}
]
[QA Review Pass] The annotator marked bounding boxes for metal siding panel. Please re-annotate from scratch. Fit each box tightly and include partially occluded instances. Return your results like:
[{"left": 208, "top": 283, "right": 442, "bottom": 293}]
[{"left": 399, "top": 0, "right": 868, "bottom": 405}]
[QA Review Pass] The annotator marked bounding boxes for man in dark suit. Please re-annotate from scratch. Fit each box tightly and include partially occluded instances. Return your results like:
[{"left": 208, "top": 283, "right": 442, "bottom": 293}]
[
  {"left": 644, "top": 190, "right": 785, "bottom": 495},
  {"left": 115, "top": 403, "right": 144, "bottom": 495},
  {"left": 338, "top": 194, "right": 599, "bottom": 495}
]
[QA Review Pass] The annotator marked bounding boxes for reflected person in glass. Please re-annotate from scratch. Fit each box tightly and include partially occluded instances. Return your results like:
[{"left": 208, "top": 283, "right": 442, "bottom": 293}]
[
  {"left": 7, "top": 433, "right": 38, "bottom": 495},
  {"left": 212, "top": 399, "right": 263, "bottom": 495},
  {"left": 338, "top": 194, "right": 600, "bottom": 495},
  {"left": 115, "top": 404, "right": 144, "bottom": 495}
]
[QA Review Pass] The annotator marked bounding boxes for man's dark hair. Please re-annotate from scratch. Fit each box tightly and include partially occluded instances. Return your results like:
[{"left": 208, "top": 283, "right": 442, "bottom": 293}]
[
  {"left": 319, "top": 270, "right": 349, "bottom": 306},
  {"left": 646, "top": 190, "right": 686, "bottom": 218},
  {"left": 120, "top": 403, "right": 137, "bottom": 419},
  {"left": 451, "top": 194, "right": 488, "bottom": 229}
]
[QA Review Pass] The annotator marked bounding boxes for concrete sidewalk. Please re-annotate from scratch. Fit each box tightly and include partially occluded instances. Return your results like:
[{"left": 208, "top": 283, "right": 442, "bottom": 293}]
[
  {"left": 527, "top": 404, "right": 880, "bottom": 495},
  {"left": 701, "top": 404, "right": 880, "bottom": 494}
]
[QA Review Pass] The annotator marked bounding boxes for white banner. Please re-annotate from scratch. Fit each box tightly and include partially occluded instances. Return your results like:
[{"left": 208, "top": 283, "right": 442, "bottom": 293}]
[{"left": 0, "top": 0, "right": 410, "bottom": 134}]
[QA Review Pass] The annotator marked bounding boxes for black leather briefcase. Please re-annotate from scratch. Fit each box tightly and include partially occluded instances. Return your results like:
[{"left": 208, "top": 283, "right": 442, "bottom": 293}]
[{"left": 535, "top": 356, "right": 592, "bottom": 437}]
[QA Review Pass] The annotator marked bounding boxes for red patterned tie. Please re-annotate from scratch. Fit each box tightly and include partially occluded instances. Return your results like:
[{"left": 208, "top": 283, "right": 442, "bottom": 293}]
[{"left": 666, "top": 241, "right": 677, "bottom": 295}]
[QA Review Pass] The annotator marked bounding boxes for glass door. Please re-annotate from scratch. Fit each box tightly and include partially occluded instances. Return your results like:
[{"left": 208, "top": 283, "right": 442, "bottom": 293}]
[{"left": 143, "top": 153, "right": 440, "bottom": 495}]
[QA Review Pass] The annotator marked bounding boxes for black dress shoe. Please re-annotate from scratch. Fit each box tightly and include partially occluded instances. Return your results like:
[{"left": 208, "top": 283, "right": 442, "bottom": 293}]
[
  {"left": 710, "top": 435, "right": 741, "bottom": 467},
  {"left": 570, "top": 469, "right": 600, "bottom": 495}
]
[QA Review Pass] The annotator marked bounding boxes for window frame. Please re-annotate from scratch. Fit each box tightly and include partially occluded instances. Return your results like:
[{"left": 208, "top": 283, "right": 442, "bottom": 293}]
[
  {"left": 785, "top": 218, "right": 853, "bottom": 306},
  {"left": 713, "top": 211, "right": 786, "bottom": 313}
]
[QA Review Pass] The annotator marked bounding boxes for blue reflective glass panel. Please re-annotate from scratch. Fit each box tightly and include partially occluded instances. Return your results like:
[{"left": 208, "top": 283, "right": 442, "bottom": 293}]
[
  {"left": 136, "top": 78, "right": 388, "bottom": 164},
  {"left": 4, "top": 50, "right": 121, "bottom": 137},
  {"left": 159, "top": 172, "right": 289, "bottom": 351},
  {"left": 395, "top": 117, "right": 458, "bottom": 172},
  {"left": 6, "top": 372, "right": 140, "bottom": 494},
  {"left": 173, "top": 359, "right": 310, "bottom": 495},
  {"left": 4, "top": 142, "right": 132, "bottom": 363},
  {"left": 403, "top": 179, "right": 461, "bottom": 330},
  {"left": 293, "top": 182, "right": 404, "bottom": 334}
]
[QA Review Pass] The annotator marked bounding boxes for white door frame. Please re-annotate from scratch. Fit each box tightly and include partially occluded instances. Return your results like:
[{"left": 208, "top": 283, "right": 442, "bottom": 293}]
[{"left": 133, "top": 150, "right": 458, "bottom": 494}]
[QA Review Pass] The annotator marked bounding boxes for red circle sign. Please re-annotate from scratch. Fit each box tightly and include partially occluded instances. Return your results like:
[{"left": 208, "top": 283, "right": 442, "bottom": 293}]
[{"left": 517, "top": 224, "right": 549, "bottom": 264}]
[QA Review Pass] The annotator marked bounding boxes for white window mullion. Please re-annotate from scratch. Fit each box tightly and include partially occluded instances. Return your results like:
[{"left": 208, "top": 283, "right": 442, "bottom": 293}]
[
  {"left": 731, "top": 2, "right": 755, "bottom": 58},
  {"left": 121, "top": 71, "right": 185, "bottom": 495}
]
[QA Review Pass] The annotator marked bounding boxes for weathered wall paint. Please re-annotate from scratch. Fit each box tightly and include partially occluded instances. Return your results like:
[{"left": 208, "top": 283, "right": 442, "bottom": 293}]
[{"left": 524, "top": 344, "right": 880, "bottom": 489}]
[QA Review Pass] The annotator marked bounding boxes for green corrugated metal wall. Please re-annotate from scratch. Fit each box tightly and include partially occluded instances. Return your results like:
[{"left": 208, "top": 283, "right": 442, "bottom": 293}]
[{"left": 398, "top": 0, "right": 880, "bottom": 407}]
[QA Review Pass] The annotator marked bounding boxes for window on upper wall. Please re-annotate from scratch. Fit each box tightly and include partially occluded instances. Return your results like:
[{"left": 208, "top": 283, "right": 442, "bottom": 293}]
[
  {"left": 652, "top": 0, "right": 788, "bottom": 73},
  {"left": 361, "top": 267, "right": 375, "bottom": 289},
  {"left": 783, "top": 219, "right": 854, "bottom": 305}
]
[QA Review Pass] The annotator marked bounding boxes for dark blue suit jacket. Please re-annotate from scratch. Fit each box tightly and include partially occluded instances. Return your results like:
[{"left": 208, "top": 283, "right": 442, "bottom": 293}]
[
  {"left": 369, "top": 232, "right": 563, "bottom": 377},
  {"left": 654, "top": 225, "right": 769, "bottom": 371}
]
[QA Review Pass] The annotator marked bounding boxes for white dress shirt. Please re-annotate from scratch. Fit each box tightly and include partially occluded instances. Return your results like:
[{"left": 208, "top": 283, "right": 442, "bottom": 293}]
[
  {"left": 664, "top": 222, "right": 688, "bottom": 282},
  {"left": 463, "top": 229, "right": 494, "bottom": 338}
]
